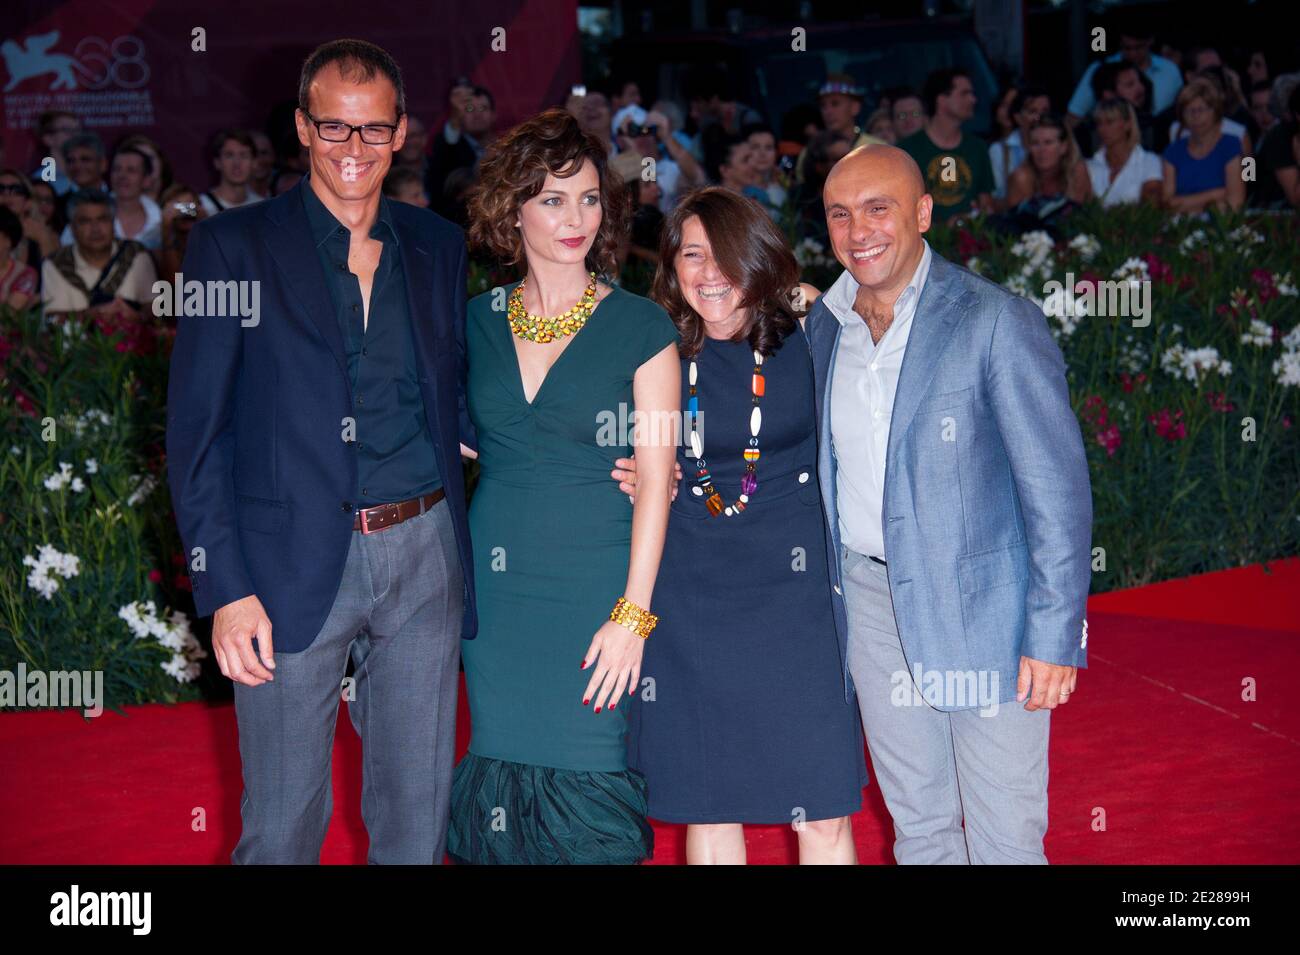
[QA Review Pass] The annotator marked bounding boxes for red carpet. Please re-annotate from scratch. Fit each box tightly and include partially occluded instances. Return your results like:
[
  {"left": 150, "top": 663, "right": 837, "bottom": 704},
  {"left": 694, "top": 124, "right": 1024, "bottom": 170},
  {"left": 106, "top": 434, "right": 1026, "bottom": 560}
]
[{"left": 3, "top": 559, "right": 1297, "bottom": 864}]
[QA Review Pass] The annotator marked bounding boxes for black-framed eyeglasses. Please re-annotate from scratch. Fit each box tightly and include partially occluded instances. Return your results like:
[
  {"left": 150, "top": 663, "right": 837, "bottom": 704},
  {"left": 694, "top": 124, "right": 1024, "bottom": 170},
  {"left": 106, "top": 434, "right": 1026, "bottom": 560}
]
[{"left": 301, "top": 109, "right": 400, "bottom": 145}]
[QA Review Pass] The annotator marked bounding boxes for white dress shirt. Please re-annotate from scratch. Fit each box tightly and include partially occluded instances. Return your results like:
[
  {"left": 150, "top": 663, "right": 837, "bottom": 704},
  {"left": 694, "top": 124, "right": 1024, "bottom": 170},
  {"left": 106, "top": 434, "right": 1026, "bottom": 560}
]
[{"left": 824, "top": 240, "right": 933, "bottom": 560}]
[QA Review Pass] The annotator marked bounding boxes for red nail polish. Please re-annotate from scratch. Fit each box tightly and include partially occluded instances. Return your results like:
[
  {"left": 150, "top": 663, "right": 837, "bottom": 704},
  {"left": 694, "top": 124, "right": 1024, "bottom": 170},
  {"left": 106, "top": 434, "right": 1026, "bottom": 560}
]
[
  {"left": 594, "top": 706, "right": 601, "bottom": 713},
  {"left": 579, "top": 660, "right": 586, "bottom": 669},
  {"left": 583, "top": 698, "right": 590, "bottom": 706},
  {"left": 610, "top": 702, "right": 616, "bottom": 710}
]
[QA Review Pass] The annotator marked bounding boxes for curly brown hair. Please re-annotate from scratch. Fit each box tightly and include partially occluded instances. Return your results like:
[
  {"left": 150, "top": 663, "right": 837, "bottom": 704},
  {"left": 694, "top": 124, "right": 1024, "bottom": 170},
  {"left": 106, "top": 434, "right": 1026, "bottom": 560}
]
[
  {"left": 651, "top": 187, "right": 800, "bottom": 359},
  {"left": 466, "top": 107, "right": 626, "bottom": 279}
]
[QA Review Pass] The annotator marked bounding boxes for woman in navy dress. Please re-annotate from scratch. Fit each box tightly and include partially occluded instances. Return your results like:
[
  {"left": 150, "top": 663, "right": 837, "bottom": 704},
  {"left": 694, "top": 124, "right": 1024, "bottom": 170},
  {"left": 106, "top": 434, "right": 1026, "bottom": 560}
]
[{"left": 622, "top": 188, "right": 866, "bottom": 863}]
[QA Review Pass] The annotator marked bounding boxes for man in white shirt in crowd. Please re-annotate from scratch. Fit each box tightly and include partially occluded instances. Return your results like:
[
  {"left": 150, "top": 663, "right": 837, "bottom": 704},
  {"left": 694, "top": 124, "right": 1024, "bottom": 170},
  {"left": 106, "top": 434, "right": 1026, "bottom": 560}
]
[{"left": 42, "top": 190, "right": 157, "bottom": 319}]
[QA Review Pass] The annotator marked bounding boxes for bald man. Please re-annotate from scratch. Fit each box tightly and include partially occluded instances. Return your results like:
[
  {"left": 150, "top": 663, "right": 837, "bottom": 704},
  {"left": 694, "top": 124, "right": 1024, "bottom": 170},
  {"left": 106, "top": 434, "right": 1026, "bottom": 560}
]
[{"left": 803, "top": 144, "right": 1091, "bottom": 864}]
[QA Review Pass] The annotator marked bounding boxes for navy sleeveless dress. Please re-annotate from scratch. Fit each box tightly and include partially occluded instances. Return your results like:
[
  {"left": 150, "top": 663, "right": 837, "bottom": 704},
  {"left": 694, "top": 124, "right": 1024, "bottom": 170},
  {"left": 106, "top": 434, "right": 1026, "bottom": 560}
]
[{"left": 626, "top": 320, "right": 867, "bottom": 824}]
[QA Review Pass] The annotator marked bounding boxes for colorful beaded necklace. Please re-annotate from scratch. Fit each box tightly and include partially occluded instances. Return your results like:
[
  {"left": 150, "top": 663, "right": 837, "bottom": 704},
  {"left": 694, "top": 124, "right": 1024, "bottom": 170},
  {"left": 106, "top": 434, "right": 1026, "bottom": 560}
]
[
  {"left": 687, "top": 346, "right": 765, "bottom": 516},
  {"left": 507, "top": 271, "right": 597, "bottom": 343}
]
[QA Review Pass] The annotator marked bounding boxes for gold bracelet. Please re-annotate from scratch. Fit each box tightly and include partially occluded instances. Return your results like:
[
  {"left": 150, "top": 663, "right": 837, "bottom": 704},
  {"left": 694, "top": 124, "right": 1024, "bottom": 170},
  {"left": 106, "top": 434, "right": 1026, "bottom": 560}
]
[{"left": 610, "top": 595, "right": 658, "bottom": 638}]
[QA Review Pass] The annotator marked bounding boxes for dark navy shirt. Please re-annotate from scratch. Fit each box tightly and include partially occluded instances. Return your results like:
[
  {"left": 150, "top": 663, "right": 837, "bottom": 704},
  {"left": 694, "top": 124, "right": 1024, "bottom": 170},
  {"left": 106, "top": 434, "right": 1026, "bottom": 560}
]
[{"left": 301, "top": 178, "right": 441, "bottom": 506}]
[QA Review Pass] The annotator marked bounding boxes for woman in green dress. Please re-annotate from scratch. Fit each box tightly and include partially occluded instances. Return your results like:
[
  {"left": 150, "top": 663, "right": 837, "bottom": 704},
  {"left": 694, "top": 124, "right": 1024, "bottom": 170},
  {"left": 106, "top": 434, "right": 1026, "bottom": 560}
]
[{"left": 447, "top": 108, "right": 680, "bottom": 864}]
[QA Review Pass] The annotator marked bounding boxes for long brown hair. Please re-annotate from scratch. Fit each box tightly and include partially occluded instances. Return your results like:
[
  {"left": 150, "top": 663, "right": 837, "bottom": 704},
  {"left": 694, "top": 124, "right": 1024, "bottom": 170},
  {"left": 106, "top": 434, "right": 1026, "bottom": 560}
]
[
  {"left": 466, "top": 107, "right": 626, "bottom": 280},
  {"left": 651, "top": 187, "right": 799, "bottom": 359}
]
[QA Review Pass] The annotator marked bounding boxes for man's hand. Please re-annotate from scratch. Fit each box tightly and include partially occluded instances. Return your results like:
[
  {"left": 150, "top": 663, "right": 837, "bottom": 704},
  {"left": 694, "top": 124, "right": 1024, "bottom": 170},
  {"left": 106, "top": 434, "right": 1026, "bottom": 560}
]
[
  {"left": 1016, "top": 656, "right": 1077, "bottom": 710},
  {"left": 645, "top": 109, "right": 671, "bottom": 141},
  {"left": 212, "top": 594, "right": 276, "bottom": 686},
  {"left": 612, "top": 455, "right": 682, "bottom": 504}
]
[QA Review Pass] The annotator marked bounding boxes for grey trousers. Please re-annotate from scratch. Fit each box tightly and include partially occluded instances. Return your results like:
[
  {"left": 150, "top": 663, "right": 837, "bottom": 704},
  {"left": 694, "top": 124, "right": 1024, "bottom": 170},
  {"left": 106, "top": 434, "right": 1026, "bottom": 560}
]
[
  {"left": 841, "top": 545, "right": 1050, "bottom": 864},
  {"left": 232, "top": 496, "right": 464, "bottom": 864}
]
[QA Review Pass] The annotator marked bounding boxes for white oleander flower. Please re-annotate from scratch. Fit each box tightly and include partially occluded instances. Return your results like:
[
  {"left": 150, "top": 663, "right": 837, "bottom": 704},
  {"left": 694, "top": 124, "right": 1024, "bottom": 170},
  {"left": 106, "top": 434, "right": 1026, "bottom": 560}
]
[
  {"left": 1276, "top": 272, "right": 1298, "bottom": 297},
  {"left": 23, "top": 544, "right": 81, "bottom": 600},
  {"left": 85, "top": 458, "right": 98, "bottom": 474},
  {"left": 1068, "top": 233, "right": 1100, "bottom": 262},
  {"left": 1179, "top": 229, "right": 1207, "bottom": 254},
  {"left": 119, "top": 602, "right": 206, "bottom": 682},
  {"left": 1113, "top": 256, "right": 1150, "bottom": 284},
  {"left": 1241, "top": 319, "right": 1274, "bottom": 348},
  {"left": 1281, "top": 325, "right": 1300, "bottom": 352},
  {"left": 1161, "top": 344, "right": 1232, "bottom": 382},
  {"left": 1227, "top": 225, "right": 1265, "bottom": 246},
  {"left": 1010, "top": 230, "right": 1055, "bottom": 278},
  {"left": 1274, "top": 351, "right": 1300, "bottom": 388},
  {"left": 42, "top": 461, "right": 74, "bottom": 491}
]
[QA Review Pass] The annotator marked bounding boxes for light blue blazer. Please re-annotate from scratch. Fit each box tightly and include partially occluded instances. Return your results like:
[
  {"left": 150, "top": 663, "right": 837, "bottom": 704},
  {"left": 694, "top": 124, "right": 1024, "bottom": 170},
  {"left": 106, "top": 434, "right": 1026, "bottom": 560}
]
[{"left": 805, "top": 251, "right": 1092, "bottom": 709}]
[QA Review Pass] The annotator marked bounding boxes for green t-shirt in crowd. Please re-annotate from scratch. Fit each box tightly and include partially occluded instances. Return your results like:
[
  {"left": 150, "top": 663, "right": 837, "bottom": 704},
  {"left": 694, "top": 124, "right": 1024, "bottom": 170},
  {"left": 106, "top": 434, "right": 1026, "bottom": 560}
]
[{"left": 898, "top": 127, "right": 995, "bottom": 221}]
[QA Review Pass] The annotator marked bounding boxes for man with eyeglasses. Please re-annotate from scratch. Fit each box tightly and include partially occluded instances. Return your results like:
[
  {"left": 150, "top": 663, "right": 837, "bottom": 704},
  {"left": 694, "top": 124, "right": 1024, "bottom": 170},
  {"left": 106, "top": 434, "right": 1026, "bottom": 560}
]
[
  {"left": 166, "top": 38, "right": 478, "bottom": 864},
  {"left": 889, "top": 90, "right": 927, "bottom": 141}
]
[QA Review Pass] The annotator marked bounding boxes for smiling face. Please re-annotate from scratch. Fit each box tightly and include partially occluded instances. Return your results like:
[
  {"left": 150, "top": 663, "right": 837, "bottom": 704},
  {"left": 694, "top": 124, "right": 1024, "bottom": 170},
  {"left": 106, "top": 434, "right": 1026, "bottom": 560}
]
[
  {"left": 517, "top": 158, "right": 602, "bottom": 271},
  {"left": 674, "top": 215, "right": 747, "bottom": 336},
  {"left": 65, "top": 146, "right": 105, "bottom": 190},
  {"left": 297, "top": 63, "right": 405, "bottom": 204},
  {"left": 824, "top": 145, "right": 931, "bottom": 302}
]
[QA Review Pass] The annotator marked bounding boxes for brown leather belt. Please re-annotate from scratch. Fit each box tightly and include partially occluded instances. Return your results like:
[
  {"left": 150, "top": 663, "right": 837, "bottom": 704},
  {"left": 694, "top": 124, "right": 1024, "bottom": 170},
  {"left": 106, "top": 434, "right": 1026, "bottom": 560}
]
[{"left": 353, "top": 489, "right": 445, "bottom": 534}]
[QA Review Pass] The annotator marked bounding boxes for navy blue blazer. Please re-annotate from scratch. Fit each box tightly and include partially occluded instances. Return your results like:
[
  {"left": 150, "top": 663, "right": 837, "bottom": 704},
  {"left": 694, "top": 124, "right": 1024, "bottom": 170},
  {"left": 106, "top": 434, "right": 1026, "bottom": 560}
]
[{"left": 165, "top": 179, "right": 478, "bottom": 652}]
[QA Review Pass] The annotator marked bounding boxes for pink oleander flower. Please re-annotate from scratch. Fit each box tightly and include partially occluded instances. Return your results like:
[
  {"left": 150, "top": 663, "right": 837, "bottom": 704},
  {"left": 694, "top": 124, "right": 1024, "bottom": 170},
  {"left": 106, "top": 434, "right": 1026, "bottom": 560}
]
[
  {"left": 1096, "top": 425, "right": 1122, "bottom": 457},
  {"left": 1251, "top": 268, "right": 1278, "bottom": 302},
  {"left": 1148, "top": 408, "right": 1187, "bottom": 442},
  {"left": 1120, "top": 372, "right": 1148, "bottom": 394},
  {"left": 1205, "top": 391, "right": 1235, "bottom": 413}
]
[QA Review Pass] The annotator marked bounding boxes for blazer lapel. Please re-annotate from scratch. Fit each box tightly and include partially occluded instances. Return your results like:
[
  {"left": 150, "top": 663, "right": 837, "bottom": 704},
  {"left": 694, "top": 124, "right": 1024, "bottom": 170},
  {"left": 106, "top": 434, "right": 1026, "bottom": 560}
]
[
  {"left": 263, "top": 183, "right": 348, "bottom": 379},
  {"left": 886, "top": 254, "right": 969, "bottom": 468}
]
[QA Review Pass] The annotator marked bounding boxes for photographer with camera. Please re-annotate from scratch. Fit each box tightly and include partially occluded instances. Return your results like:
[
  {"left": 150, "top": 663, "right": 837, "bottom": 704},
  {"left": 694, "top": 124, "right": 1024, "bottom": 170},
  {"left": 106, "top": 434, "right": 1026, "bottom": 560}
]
[{"left": 612, "top": 101, "right": 703, "bottom": 213}]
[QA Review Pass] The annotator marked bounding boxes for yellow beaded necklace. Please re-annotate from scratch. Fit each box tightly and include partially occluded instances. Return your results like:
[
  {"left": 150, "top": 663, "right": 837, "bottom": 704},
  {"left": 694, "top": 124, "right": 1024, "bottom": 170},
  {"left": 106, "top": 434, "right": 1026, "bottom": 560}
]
[{"left": 507, "top": 272, "right": 598, "bottom": 343}]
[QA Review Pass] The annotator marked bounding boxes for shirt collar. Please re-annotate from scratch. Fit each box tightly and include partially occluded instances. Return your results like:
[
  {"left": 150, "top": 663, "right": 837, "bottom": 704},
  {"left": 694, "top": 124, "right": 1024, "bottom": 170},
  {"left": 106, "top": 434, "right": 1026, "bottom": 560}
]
[
  {"left": 300, "top": 173, "right": 399, "bottom": 248},
  {"left": 824, "top": 239, "right": 933, "bottom": 328}
]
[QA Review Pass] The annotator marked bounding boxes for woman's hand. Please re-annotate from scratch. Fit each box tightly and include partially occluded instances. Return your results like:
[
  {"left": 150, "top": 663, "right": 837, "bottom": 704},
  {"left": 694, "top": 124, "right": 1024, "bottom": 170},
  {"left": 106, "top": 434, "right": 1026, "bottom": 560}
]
[
  {"left": 580, "top": 619, "right": 645, "bottom": 713},
  {"left": 611, "top": 455, "right": 682, "bottom": 504}
]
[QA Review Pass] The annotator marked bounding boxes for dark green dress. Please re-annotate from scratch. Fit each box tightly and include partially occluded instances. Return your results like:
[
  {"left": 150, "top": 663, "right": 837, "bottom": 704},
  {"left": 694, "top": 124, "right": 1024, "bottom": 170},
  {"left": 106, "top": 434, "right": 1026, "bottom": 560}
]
[{"left": 447, "top": 280, "right": 679, "bottom": 865}]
